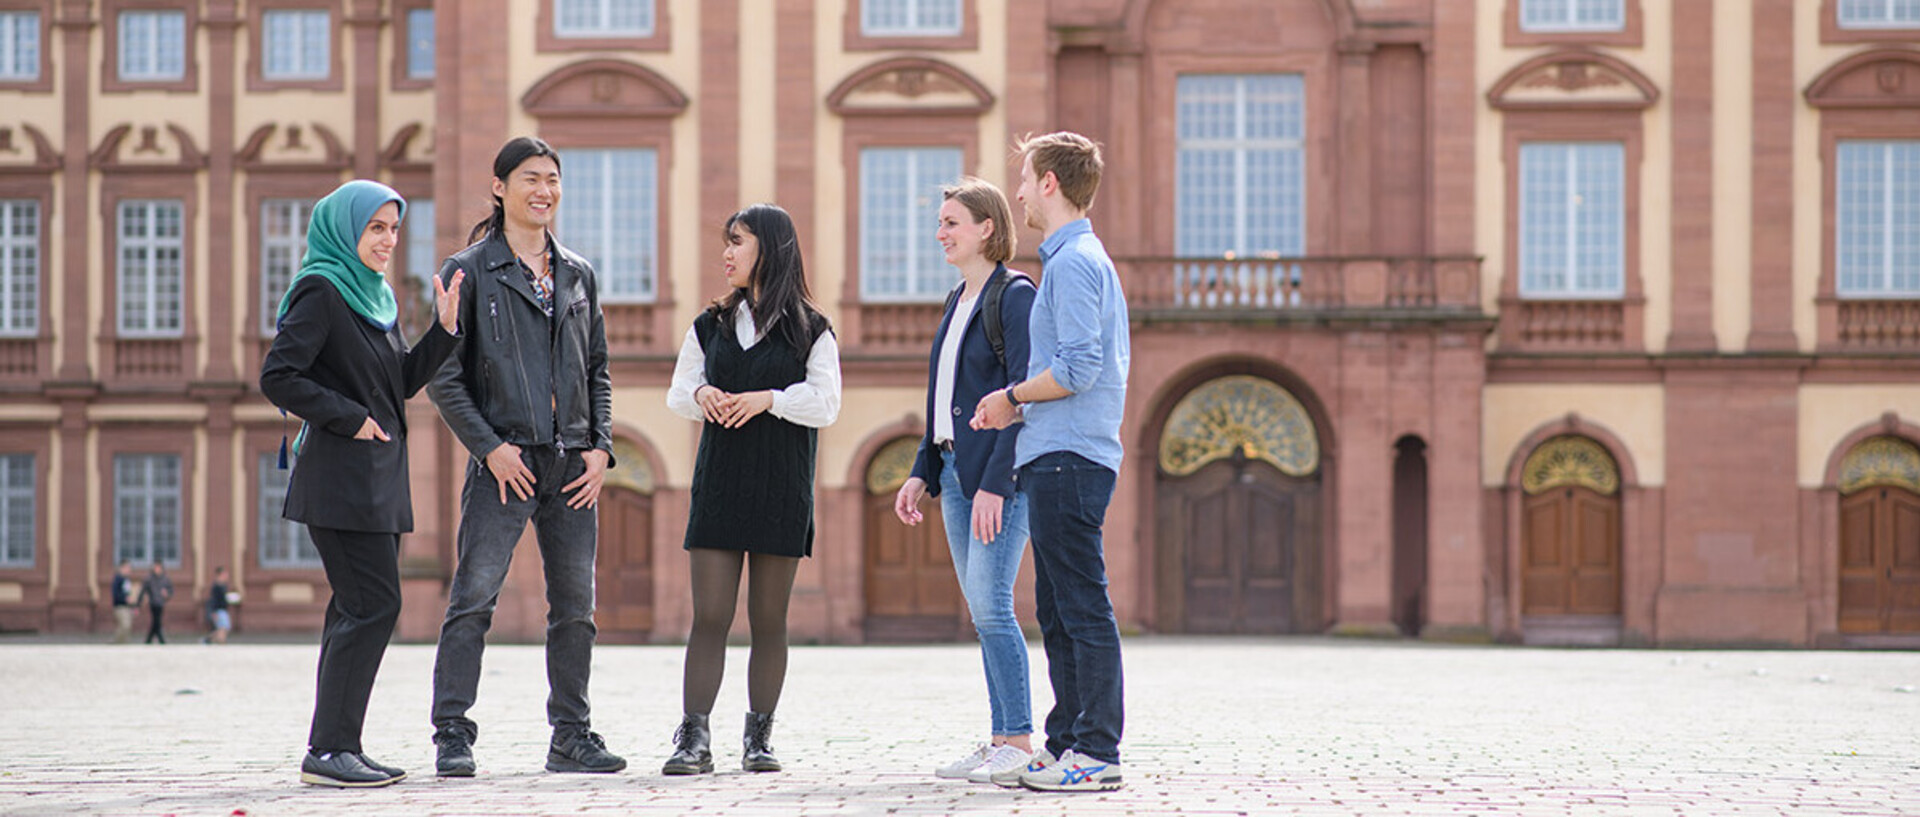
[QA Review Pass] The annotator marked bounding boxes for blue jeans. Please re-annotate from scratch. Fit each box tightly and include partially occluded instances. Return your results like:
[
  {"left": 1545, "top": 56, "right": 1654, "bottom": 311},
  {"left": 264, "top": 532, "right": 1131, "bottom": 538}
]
[
  {"left": 1019, "top": 450, "right": 1124, "bottom": 765},
  {"left": 937, "top": 448, "right": 1032, "bottom": 737},
  {"left": 431, "top": 447, "right": 600, "bottom": 743}
]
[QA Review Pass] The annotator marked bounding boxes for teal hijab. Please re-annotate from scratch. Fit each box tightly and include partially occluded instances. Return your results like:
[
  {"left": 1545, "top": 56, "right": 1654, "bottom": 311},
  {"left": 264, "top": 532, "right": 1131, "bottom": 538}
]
[{"left": 276, "top": 179, "right": 405, "bottom": 331}]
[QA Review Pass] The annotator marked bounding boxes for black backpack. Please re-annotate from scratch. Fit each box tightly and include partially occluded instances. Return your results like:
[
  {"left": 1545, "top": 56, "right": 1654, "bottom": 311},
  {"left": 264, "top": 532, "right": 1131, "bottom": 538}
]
[{"left": 942, "top": 269, "right": 1032, "bottom": 374}]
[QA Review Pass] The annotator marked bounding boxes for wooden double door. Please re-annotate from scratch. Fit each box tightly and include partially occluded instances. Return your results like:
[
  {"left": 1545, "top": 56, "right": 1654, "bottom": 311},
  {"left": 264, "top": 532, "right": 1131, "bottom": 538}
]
[
  {"left": 1156, "top": 456, "right": 1320, "bottom": 634},
  {"left": 1839, "top": 486, "right": 1920, "bottom": 634},
  {"left": 1520, "top": 486, "right": 1621, "bottom": 616},
  {"left": 863, "top": 489, "right": 965, "bottom": 642},
  {"left": 593, "top": 485, "right": 654, "bottom": 643}
]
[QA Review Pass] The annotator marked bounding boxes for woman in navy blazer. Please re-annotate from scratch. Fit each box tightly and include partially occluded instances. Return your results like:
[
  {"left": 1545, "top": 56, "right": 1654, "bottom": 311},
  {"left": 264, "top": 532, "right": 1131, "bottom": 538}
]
[{"left": 893, "top": 177, "right": 1039, "bottom": 784}]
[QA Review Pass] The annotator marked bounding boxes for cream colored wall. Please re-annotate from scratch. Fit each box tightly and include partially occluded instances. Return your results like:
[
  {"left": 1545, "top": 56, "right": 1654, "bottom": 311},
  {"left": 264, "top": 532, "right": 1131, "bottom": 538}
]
[
  {"left": 740, "top": 0, "right": 777, "bottom": 205},
  {"left": 611, "top": 387, "right": 697, "bottom": 482},
  {"left": 1798, "top": 386, "right": 1920, "bottom": 487},
  {"left": 820, "top": 387, "right": 927, "bottom": 485},
  {"left": 1474, "top": 0, "right": 1504, "bottom": 317},
  {"left": 1482, "top": 385, "right": 1667, "bottom": 487},
  {"left": 1712, "top": 0, "right": 1753, "bottom": 352},
  {"left": 1799, "top": 8, "right": 1864, "bottom": 354}
]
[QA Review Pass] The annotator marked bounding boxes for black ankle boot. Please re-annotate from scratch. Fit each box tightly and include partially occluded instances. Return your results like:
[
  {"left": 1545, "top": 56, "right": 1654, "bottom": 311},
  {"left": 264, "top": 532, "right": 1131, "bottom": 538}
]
[
  {"left": 661, "top": 713, "right": 713, "bottom": 775},
  {"left": 743, "top": 711, "right": 781, "bottom": 772}
]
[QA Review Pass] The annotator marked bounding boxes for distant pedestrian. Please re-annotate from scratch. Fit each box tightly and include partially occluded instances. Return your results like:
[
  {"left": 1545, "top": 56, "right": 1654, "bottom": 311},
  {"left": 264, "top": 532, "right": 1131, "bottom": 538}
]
[
  {"left": 134, "top": 562, "right": 172, "bottom": 644},
  {"left": 109, "top": 560, "right": 135, "bottom": 644},
  {"left": 203, "top": 566, "right": 233, "bottom": 645}
]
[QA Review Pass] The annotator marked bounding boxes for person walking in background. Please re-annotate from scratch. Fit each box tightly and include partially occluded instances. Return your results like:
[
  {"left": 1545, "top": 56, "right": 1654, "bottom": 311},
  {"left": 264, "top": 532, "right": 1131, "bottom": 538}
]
[
  {"left": 135, "top": 562, "right": 173, "bottom": 645},
  {"left": 972, "top": 132, "right": 1130, "bottom": 793},
  {"left": 203, "top": 566, "right": 234, "bottom": 645},
  {"left": 427, "top": 137, "right": 626, "bottom": 778},
  {"left": 892, "top": 178, "right": 1039, "bottom": 785},
  {"left": 110, "top": 560, "right": 135, "bottom": 644},
  {"left": 260, "top": 178, "right": 463, "bottom": 788},
  {"left": 661, "top": 203, "right": 841, "bottom": 776}
]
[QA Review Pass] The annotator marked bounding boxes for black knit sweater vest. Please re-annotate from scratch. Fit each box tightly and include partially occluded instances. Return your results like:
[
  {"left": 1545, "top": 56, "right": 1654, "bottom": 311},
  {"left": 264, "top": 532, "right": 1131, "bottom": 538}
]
[{"left": 682, "top": 307, "right": 827, "bottom": 557}]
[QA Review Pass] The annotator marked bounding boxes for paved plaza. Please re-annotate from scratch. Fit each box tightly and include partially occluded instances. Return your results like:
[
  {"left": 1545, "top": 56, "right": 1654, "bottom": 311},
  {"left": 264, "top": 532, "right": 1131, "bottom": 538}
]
[{"left": 0, "top": 637, "right": 1915, "bottom": 815}]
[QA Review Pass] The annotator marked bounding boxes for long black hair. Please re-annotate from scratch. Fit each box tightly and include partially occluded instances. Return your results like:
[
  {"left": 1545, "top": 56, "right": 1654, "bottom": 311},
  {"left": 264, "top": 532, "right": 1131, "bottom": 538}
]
[
  {"left": 712, "top": 203, "right": 822, "bottom": 360},
  {"left": 467, "top": 136, "right": 562, "bottom": 245}
]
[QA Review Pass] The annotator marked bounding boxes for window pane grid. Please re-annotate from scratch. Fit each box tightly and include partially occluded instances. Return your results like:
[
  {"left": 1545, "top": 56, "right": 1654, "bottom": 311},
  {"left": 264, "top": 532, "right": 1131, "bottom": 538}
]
[
  {"left": 264, "top": 10, "right": 329, "bottom": 79},
  {"left": 0, "top": 12, "right": 38, "bottom": 80},
  {"left": 555, "top": 0, "right": 653, "bottom": 37},
  {"left": 863, "top": 0, "right": 962, "bottom": 35},
  {"left": 1520, "top": 0, "right": 1625, "bottom": 31},
  {"left": 558, "top": 149, "right": 658, "bottom": 302},
  {"left": 0, "top": 454, "right": 31, "bottom": 566},
  {"left": 260, "top": 199, "right": 312, "bottom": 335},
  {"left": 1838, "top": 141, "right": 1920, "bottom": 297},
  {"left": 119, "top": 11, "right": 185, "bottom": 80},
  {"left": 859, "top": 147, "right": 961, "bottom": 302},
  {"left": 0, "top": 201, "right": 38, "bottom": 336},
  {"left": 114, "top": 454, "right": 180, "bottom": 567},
  {"left": 258, "top": 453, "right": 318, "bottom": 567},
  {"left": 1839, "top": 0, "right": 1920, "bottom": 27},
  {"left": 1176, "top": 74, "right": 1305, "bottom": 258},
  {"left": 1519, "top": 142, "right": 1625, "bottom": 298},
  {"left": 406, "top": 8, "right": 434, "bottom": 79},
  {"left": 119, "top": 200, "right": 185, "bottom": 336}
]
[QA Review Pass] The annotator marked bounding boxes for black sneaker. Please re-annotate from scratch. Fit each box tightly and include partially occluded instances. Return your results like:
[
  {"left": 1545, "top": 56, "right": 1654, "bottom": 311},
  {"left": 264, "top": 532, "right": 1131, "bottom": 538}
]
[
  {"left": 300, "top": 750, "right": 396, "bottom": 788},
  {"left": 434, "top": 731, "right": 476, "bottom": 778},
  {"left": 547, "top": 730, "right": 626, "bottom": 773},
  {"left": 356, "top": 753, "right": 407, "bottom": 782}
]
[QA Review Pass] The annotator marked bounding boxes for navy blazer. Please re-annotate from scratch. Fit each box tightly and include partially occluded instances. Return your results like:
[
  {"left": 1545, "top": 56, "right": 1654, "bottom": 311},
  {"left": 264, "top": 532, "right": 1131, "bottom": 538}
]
[{"left": 909, "top": 264, "right": 1037, "bottom": 500}]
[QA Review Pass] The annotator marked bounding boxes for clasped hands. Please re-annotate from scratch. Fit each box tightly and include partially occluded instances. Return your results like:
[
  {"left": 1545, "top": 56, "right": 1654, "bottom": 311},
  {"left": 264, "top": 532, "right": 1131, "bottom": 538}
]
[{"left": 694, "top": 384, "right": 774, "bottom": 429}]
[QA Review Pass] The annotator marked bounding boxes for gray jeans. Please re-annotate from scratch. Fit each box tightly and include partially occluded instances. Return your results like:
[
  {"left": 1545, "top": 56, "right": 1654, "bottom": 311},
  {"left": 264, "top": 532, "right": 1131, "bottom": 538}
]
[{"left": 431, "top": 446, "right": 599, "bottom": 743}]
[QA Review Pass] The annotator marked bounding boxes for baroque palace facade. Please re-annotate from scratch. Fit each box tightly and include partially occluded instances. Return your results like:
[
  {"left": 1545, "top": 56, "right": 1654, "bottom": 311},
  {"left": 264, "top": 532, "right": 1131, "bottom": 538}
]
[{"left": 0, "top": 0, "right": 1916, "bottom": 647}]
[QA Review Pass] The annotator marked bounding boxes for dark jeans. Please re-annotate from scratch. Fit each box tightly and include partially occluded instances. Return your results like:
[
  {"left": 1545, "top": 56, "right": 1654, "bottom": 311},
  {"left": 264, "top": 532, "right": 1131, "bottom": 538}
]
[
  {"left": 144, "top": 605, "right": 166, "bottom": 644},
  {"left": 432, "top": 447, "right": 599, "bottom": 744},
  {"left": 308, "top": 527, "right": 402, "bottom": 754},
  {"left": 1019, "top": 451, "right": 1125, "bottom": 765}
]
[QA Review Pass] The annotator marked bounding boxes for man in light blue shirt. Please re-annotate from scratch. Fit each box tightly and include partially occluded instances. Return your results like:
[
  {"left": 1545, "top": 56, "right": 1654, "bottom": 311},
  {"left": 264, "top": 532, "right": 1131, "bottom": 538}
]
[{"left": 973, "top": 131, "right": 1128, "bottom": 793}]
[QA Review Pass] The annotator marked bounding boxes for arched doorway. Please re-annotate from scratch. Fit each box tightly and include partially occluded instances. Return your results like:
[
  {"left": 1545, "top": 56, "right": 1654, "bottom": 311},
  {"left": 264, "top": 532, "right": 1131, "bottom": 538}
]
[
  {"left": 594, "top": 438, "right": 654, "bottom": 644},
  {"left": 1154, "top": 376, "right": 1322, "bottom": 634},
  {"left": 1519, "top": 436, "right": 1622, "bottom": 644},
  {"left": 862, "top": 437, "right": 964, "bottom": 642},
  {"left": 1837, "top": 437, "right": 1920, "bottom": 634},
  {"left": 1392, "top": 436, "right": 1429, "bottom": 637}
]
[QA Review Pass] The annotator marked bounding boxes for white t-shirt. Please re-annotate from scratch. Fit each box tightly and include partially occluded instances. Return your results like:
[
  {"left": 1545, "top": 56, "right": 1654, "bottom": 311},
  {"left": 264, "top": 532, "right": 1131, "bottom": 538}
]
[{"left": 933, "top": 293, "right": 979, "bottom": 443}]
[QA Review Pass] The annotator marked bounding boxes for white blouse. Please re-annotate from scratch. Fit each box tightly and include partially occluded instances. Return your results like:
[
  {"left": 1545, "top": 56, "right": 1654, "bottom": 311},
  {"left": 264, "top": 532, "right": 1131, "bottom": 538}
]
[{"left": 665, "top": 302, "right": 842, "bottom": 428}]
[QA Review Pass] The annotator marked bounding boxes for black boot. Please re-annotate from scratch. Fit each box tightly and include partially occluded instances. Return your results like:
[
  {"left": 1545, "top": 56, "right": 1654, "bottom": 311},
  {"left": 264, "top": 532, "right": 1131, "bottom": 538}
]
[
  {"left": 661, "top": 713, "right": 713, "bottom": 775},
  {"left": 743, "top": 711, "right": 781, "bottom": 772}
]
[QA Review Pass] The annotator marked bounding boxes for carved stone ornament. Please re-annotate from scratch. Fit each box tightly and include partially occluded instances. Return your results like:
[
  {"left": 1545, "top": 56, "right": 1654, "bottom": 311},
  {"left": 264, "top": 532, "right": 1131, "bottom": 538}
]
[
  {"left": 1806, "top": 49, "right": 1920, "bottom": 109},
  {"left": 521, "top": 59, "right": 689, "bottom": 120},
  {"left": 1159, "top": 376, "right": 1319, "bottom": 478},
  {"left": 1521, "top": 436, "right": 1620, "bottom": 496},
  {"left": 1838, "top": 436, "right": 1920, "bottom": 495},
  {"left": 866, "top": 436, "right": 922, "bottom": 495},
  {"left": 1488, "top": 49, "right": 1660, "bottom": 111},
  {"left": 605, "top": 438, "right": 655, "bottom": 495},
  {"left": 827, "top": 57, "right": 995, "bottom": 117}
]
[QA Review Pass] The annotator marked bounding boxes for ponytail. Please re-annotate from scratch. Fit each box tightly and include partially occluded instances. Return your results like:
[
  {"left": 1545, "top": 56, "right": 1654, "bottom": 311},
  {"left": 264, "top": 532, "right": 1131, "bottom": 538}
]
[{"left": 470, "top": 136, "right": 562, "bottom": 246}]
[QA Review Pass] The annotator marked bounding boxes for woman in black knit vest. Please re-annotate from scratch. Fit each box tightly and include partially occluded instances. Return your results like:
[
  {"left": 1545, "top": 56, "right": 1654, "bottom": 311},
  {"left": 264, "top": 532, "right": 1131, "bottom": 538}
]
[{"left": 662, "top": 203, "right": 842, "bottom": 774}]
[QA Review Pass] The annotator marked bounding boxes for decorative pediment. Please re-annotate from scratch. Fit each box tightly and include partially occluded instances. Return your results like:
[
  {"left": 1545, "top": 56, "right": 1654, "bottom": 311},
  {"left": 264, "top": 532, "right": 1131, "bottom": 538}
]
[
  {"left": 90, "top": 123, "right": 208, "bottom": 172},
  {"left": 237, "top": 123, "right": 350, "bottom": 172},
  {"left": 522, "top": 59, "right": 689, "bottom": 119},
  {"left": 1489, "top": 49, "right": 1660, "bottom": 111},
  {"left": 1806, "top": 49, "right": 1920, "bottom": 109},
  {"left": 827, "top": 57, "right": 994, "bottom": 117},
  {"left": 380, "top": 122, "right": 433, "bottom": 173},
  {"left": 0, "top": 125, "right": 59, "bottom": 174}
]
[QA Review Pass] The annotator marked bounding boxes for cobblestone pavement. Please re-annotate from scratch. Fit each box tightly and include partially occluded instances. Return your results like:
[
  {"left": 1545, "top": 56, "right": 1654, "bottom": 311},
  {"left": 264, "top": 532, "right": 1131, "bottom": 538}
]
[{"left": 0, "top": 638, "right": 1915, "bottom": 815}]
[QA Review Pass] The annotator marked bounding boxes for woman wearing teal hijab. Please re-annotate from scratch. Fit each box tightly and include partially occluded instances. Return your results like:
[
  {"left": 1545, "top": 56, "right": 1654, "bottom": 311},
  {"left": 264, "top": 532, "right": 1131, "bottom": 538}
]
[{"left": 261, "top": 179, "right": 464, "bottom": 788}]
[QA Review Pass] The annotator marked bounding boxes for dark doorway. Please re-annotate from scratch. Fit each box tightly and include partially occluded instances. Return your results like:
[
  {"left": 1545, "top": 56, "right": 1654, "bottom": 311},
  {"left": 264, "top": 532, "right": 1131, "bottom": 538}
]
[{"left": 1391, "top": 436, "right": 1429, "bottom": 637}]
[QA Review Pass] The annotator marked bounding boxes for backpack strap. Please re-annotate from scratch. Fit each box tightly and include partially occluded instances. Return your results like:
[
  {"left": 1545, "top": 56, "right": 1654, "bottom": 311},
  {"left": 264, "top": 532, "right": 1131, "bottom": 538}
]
[{"left": 982, "top": 269, "right": 1031, "bottom": 374}]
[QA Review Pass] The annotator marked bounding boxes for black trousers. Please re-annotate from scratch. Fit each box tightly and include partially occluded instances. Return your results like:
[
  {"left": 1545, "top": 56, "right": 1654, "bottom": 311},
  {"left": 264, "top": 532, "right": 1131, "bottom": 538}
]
[
  {"left": 307, "top": 526, "right": 402, "bottom": 754},
  {"left": 144, "top": 605, "right": 166, "bottom": 643}
]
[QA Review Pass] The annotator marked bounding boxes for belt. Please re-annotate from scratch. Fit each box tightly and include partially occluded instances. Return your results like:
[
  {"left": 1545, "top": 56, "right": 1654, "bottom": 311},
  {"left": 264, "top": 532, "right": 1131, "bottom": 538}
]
[{"left": 937, "top": 439, "right": 955, "bottom": 453}]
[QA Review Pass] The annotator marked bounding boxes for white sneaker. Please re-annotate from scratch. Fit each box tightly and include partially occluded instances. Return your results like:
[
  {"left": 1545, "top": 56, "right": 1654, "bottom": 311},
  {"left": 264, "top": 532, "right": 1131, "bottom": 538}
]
[
  {"left": 992, "top": 746, "right": 1053, "bottom": 788},
  {"left": 1019, "top": 749, "right": 1123, "bottom": 792},
  {"left": 966, "top": 744, "right": 1032, "bottom": 784},
  {"left": 934, "top": 743, "right": 991, "bottom": 779}
]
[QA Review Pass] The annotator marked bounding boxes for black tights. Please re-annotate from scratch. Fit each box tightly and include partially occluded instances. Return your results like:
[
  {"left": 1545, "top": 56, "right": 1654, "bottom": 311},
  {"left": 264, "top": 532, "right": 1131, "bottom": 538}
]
[{"left": 682, "top": 549, "right": 800, "bottom": 716}]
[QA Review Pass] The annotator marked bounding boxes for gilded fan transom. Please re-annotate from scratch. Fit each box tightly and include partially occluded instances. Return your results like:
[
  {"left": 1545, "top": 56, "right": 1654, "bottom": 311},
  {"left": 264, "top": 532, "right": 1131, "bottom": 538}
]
[
  {"left": 1159, "top": 376, "right": 1318, "bottom": 477},
  {"left": 604, "top": 439, "right": 655, "bottom": 494},
  {"left": 1521, "top": 436, "right": 1619, "bottom": 496},
  {"left": 1838, "top": 436, "right": 1920, "bottom": 495},
  {"left": 866, "top": 436, "right": 922, "bottom": 495}
]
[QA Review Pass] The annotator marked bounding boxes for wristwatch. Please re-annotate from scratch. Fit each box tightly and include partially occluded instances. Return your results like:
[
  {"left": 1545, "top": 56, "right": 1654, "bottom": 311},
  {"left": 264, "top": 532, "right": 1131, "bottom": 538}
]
[{"left": 1004, "top": 382, "right": 1023, "bottom": 406}]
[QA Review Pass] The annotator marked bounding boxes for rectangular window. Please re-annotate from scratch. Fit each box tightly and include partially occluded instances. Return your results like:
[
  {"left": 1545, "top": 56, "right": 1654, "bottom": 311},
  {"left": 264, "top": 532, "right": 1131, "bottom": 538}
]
[
  {"left": 1176, "top": 74, "right": 1305, "bottom": 258},
  {"left": 0, "top": 11, "right": 39, "bottom": 80},
  {"left": 559, "top": 149, "right": 657, "bottom": 302},
  {"left": 1519, "top": 142, "right": 1626, "bottom": 298},
  {"left": 118, "top": 200, "right": 185, "bottom": 337},
  {"left": 115, "top": 454, "right": 180, "bottom": 567},
  {"left": 404, "top": 198, "right": 437, "bottom": 297},
  {"left": 260, "top": 199, "right": 312, "bottom": 335},
  {"left": 262, "top": 9, "right": 329, "bottom": 80},
  {"left": 1837, "top": 140, "right": 1920, "bottom": 297},
  {"left": 554, "top": 0, "right": 653, "bottom": 38},
  {"left": 258, "top": 453, "right": 318, "bottom": 568},
  {"left": 118, "top": 10, "right": 186, "bottom": 81},
  {"left": 862, "top": 0, "right": 961, "bottom": 36},
  {"left": 1838, "top": 0, "right": 1920, "bottom": 28},
  {"left": 405, "top": 7, "right": 434, "bottom": 79},
  {"left": 0, "top": 200, "right": 39, "bottom": 336},
  {"left": 1520, "top": 0, "right": 1626, "bottom": 32},
  {"left": 859, "top": 146, "right": 962, "bottom": 301},
  {"left": 0, "top": 454, "right": 32, "bottom": 567}
]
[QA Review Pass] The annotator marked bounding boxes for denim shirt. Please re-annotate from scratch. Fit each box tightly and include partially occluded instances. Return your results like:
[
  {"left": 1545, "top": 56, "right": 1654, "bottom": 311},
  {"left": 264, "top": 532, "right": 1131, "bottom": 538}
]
[{"left": 1016, "top": 219, "right": 1130, "bottom": 473}]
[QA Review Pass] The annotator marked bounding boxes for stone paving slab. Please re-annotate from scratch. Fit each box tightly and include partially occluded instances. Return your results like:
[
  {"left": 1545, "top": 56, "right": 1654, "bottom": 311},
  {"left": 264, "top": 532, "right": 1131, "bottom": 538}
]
[{"left": 0, "top": 638, "right": 1915, "bottom": 815}]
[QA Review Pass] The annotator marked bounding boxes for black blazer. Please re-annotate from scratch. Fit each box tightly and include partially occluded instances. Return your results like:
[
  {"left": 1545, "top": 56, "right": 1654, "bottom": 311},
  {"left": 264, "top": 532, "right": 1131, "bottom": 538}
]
[
  {"left": 909, "top": 265, "right": 1036, "bottom": 500},
  {"left": 260, "top": 276, "right": 457, "bottom": 533}
]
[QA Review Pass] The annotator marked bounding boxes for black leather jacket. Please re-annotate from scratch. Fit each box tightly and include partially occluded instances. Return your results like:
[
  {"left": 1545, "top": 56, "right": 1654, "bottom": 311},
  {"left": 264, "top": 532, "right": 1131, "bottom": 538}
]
[{"left": 427, "top": 231, "right": 614, "bottom": 463}]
